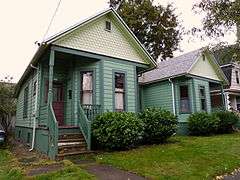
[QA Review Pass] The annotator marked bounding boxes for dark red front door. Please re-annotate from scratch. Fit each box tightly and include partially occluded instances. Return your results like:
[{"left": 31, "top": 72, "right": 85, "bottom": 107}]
[{"left": 52, "top": 82, "right": 64, "bottom": 126}]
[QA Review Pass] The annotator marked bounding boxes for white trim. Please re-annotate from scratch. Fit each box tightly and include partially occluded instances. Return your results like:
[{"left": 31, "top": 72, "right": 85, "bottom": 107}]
[{"left": 169, "top": 78, "right": 176, "bottom": 115}]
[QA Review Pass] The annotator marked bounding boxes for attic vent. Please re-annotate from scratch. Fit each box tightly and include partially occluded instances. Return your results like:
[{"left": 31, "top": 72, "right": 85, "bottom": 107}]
[
  {"left": 203, "top": 54, "right": 206, "bottom": 61},
  {"left": 105, "top": 21, "right": 111, "bottom": 32}
]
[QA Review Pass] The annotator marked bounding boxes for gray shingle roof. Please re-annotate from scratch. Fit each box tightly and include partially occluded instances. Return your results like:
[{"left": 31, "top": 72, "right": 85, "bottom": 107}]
[{"left": 140, "top": 48, "right": 204, "bottom": 84}]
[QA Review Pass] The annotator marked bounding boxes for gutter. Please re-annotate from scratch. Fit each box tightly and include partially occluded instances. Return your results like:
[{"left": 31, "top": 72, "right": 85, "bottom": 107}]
[
  {"left": 29, "top": 64, "right": 38, "bottom": 151},
  {"left": 168, "top": 78, "right": 176, "bottom": 115}
]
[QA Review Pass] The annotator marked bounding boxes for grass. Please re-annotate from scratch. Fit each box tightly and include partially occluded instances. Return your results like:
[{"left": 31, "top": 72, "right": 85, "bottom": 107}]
[
  {"left": 0, "top": 147, "right": 95, "bottom": 180},
  {"left": 35, "top": 164, "right": 95, "bottom": 180},
  {"left": 94, "top": 133, "right": 240, "bottom": 180}
]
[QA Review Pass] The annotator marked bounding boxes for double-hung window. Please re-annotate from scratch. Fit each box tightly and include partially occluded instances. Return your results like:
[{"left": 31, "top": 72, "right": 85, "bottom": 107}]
[
  {"left": 179, "top": 85, "right": 190, "bottom": 113},
  {"left": 23, "top": 86, "right": 29, "bottom": 118},
  {"left": 199, "top": 86, "right": 207, "bottom": 111},
  {"left": 236, "top": 71, "right": 239, "bottom": 84},
  {"left": 115, "top": 72, "right": 125, "bottom": 112},
  {"left": 80, "top": 71, "right": 93, "bottom": 105}
]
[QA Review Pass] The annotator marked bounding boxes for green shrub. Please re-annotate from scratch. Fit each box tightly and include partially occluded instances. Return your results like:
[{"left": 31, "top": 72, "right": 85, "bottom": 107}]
[
  {"left": 139, "top": 108, "right": 178, "bottom": 143},
  {"left": 92, "top": 112, "right": 144, "bottom": 150},
  {"left": 188, "top": 112, "right": 220, "bottom": 136},
  {"left": 213, "top": 111, "right": 239, "bottom": 133}
]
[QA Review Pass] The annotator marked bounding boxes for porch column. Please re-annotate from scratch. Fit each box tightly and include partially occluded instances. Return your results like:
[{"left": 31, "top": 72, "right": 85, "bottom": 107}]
[
  {"left": 220, "top": 85, "right": 226, "bottom": 110},
  {"left": 48, "top": 50, "right": 55, "bottom": 107},
  {"left": 224, "top": 92, "right": 231, "bottom": 111}
]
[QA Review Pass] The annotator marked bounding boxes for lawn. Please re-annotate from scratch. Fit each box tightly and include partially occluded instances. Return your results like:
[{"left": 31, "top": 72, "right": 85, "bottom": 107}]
[
  {"left": 94, "top": 133, "right": 240, "bottom": 180},
  {"left": 0, "top": 148, "right": 95, "bottom": 180}
]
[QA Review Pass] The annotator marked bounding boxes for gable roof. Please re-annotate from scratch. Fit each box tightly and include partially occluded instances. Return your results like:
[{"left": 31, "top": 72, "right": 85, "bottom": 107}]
[
  {"left": 140, "top": 48, "right": 228, "bottom": 85},
  {"left": 15, "top": 8, "right": 157, "bottom": 96},
  {"left": 44, "top": 7, "right": 156, "bottom": 67}
]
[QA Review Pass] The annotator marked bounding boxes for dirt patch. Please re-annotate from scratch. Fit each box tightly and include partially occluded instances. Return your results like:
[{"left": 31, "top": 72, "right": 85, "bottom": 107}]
[
  {"left": 84, "top": 164, "right": 147, "bottom": 180},
  {"left": 26, "top": 163, "right": 64, "bottom": 176}
]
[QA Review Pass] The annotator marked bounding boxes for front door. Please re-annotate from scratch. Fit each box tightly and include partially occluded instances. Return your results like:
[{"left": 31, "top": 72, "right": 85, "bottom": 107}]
[{"left": 52, "top": 82, "right": 64, "bottom": 126}]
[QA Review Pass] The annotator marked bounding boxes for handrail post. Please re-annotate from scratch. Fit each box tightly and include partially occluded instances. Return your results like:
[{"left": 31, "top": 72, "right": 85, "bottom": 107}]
[
  {"left": 87, "top": 121, "right": 91, "bottom": 150},
  {"left": 47, "top": 49, "right": 58, "bottom": 160}
]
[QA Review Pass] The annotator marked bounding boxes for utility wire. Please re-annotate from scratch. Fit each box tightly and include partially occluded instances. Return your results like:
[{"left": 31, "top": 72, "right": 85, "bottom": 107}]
[{"left": 42, "top": 0, "right": 62, "bottom": 42}]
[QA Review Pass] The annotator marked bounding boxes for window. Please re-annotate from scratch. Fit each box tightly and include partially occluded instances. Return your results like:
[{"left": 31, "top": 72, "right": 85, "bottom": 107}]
[
  {"left": 80, "top": 72, "right": 93, "bottom": 104},
  {"left": 18, "top": 130, "right": 21, "bottom": 138},
  {"left": 33, "top": 81, "right": 37, "bottom": 96},
  {"left": 115, "top": 72, "right": 125, "bottom": 112},
  {"left": 236, "top": 71, "right": 239, "bottom": 84},
  {"left": 27, "top": 132, "right": 31, "bottom": 144},
  {"left": 199, "top": 86, "right": 207, "bottom": 111},
  {"left": 179, "top": 85, "right": 190, "bottom": 113},
  {"left": 23, "top": 86, "right": 29, "bottom": 118},
  {"left": 105, "top": 21, "right": 111, "bottom": 31}
]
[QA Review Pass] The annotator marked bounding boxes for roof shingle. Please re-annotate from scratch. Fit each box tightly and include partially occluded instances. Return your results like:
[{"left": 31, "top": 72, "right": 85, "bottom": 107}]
[{"left": 139, "top": 48, "right": 203, "bottom": 84}]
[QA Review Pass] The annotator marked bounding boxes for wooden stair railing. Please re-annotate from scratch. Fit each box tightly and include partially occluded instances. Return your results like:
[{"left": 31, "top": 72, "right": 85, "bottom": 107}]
[{"left": 48, "top": 103, "right": 59, "bottom": 159}]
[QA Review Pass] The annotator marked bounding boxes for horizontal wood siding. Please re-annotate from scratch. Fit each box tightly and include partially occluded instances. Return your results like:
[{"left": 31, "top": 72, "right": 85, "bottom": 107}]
[
  {"left": 102, "top": 59, "right": 136, "bottom": 112},
  {"left": 72, "top": 59, "right": 101, "bottom": 125},
  {"left": 174, "top": 78, "right": 194, "bottom": 122},
  {"left": 16, "top": 67, "right": 39, "bottom": 128},
  {"left": 141, "top": 81, "right": 173, "bottom": 112},
  {"left": 193, "top": 78, "right": 211, "bottom": 113}
]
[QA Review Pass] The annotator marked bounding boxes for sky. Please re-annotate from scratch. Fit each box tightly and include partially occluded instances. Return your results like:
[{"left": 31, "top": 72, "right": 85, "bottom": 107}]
[{"left": 0, "top": 0, "right": 236, "bottom": 82}]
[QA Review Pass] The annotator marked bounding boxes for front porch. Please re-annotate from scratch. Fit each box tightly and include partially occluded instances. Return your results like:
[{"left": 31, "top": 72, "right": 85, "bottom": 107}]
[{"left": 42, "top": 47, "right": 103, "bottom": 159}]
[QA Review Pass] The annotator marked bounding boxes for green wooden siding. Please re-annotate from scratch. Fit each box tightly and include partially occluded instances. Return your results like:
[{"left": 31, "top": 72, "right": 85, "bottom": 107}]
[
  {"left": 102, "top": 59, "right": 137, "bottom": 112},
  {"left": 141, "top": 81, "right": 173, "bottom": 112},
  {"left": 174, "top": 78, "right": 194, "bottom": 122},
  {"left": 16, "top": 67, "right": 39, "bottom": 128},
  {"left": 72, "top": 59, "right": 101, "bottom": 125},
  {"left": 192, "top": 78, "right": 212, "bottom": 113}
]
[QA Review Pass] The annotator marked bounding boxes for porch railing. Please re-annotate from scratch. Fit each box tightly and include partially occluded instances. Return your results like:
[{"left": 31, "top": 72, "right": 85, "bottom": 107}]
[
  {"left": 77, "top": 103, "right": 102, "bottom": 150},
  {"left": 81, "top": 104, "right": 102, "bottom": 121},
  {"left": 48, "top": 103, "right": 58, "bottom": 159},
  {"left": 77, "top": 102, "right": 91, "bottom": 150}
]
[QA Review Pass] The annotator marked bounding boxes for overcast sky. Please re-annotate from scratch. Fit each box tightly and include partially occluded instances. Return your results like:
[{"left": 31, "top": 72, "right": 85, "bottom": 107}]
[{"left": 0, "top": 0, "right": 236, "bottom": 82}]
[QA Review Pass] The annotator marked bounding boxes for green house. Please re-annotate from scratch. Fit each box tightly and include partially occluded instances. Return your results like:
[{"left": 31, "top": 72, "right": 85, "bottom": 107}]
[
  {"left": 14, "top": 8, "right": 156, "bottom": 159},
  {"left": 139, "top": 48, "right": 228, "bottom": 134}
]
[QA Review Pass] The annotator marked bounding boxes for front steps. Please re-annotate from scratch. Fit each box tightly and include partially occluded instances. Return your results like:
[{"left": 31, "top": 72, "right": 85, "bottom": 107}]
[{"left": 57, "top": 127, "right": 89, "bottom": 158}]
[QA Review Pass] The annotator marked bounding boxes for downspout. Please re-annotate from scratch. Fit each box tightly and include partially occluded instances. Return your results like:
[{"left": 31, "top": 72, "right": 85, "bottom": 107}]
[
  {"left": 29, "top": 64, "right": 38, "bottom": 151},
  {"left": 169, "top": 78, "right": 176, "bottom": 115}
]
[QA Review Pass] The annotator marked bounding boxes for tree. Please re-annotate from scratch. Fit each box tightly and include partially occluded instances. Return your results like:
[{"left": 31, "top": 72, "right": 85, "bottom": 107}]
[
  {"left": 193, "top": 0, "right": 240, "bottom": 63},
  {"left": 193, "top": 0, "right": 240, "bottom": 40},
  {"left": 109, "top": 0, "right": 182, "bottom": 60},
  {"left": 0, "top": 76, "right": 16, "bottom": 135}
]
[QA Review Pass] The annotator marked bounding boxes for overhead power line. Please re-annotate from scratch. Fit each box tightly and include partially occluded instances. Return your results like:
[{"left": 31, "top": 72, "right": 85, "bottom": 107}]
[{"left": 42, "top": 0, "right": 62, "bottom": 42}]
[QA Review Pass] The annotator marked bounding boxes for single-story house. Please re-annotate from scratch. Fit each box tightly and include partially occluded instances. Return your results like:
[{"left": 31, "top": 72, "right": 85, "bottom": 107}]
[
  {"left": 14, "top": 8, "right": 156, "bottom": 159},
  {"left": 139, "top": 48, "right": 229, "bottom": 134},
  {"left": 14, "top": 7, "right": 229, "bottom": 159}
]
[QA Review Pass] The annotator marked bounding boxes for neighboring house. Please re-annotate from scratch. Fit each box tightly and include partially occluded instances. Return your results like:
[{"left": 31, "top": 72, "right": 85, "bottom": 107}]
[
  {"left": 14, "top": 8, "right": 156, "bottom": 159},
  {"left": 211, "top": 62, "right": 240, "bottom": 111},
  {"left": 139, "top": 48, "right": 228, "bottom": 134}
]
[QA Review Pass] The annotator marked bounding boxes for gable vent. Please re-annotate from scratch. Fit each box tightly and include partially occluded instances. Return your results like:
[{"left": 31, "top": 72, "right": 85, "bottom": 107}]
[{"left": 105, "top": 21, "right": 111, "bottom": 32}]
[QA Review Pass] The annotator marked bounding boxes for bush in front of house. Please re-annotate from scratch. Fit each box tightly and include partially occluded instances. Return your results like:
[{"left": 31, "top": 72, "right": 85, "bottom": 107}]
[
  {"left": 138, "top": 108, "right": 178, "bottom": 143},
  {"left": 188, "top": 112, "right": 220, "bottom": 136},
  {"left": 213, "top": 111, "right": 239, "bottom": 133},
  {"left": 92, "top": 112, "right": 144, "bottom": 150}
]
